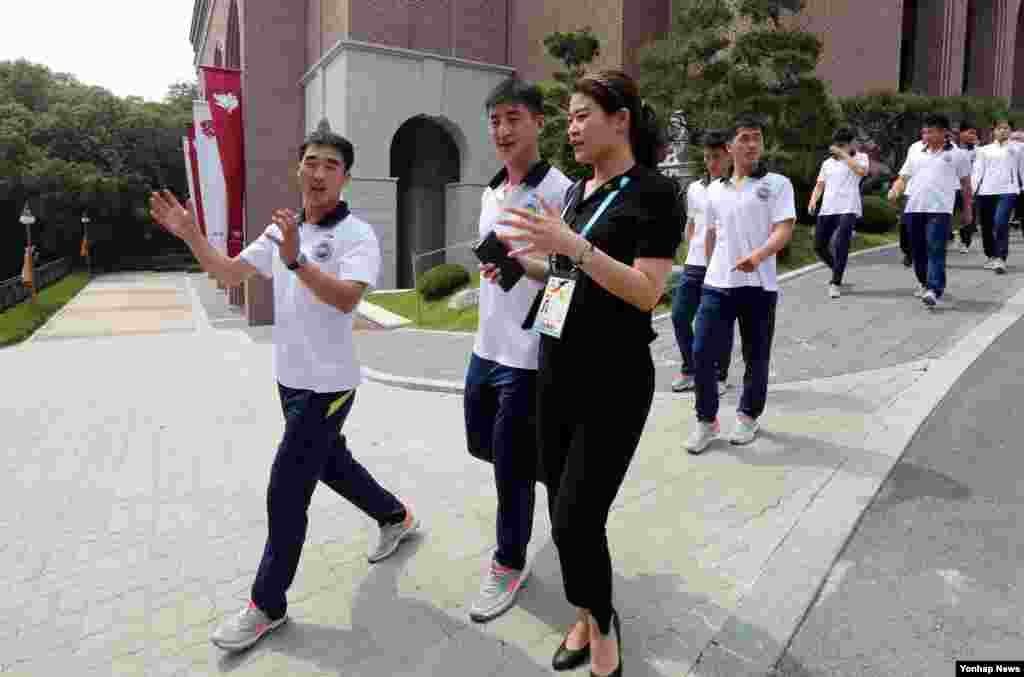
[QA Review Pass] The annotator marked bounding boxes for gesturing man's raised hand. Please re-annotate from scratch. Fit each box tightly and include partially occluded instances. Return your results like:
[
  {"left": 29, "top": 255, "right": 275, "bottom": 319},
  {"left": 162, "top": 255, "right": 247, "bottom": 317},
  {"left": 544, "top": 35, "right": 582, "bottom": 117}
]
[{"left": 149, "top": 190, "right": 200, "bottom": 242}]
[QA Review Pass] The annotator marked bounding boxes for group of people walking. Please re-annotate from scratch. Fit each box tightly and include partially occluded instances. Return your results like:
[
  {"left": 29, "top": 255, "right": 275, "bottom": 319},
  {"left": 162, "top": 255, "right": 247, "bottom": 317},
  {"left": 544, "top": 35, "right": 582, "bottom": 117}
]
[
  {"left": 889, "top": 114, "right": 1021, "bottom": 308},
  {"left": 150, "top": 70, "right": 692, "bottom": 677},
  {"left": 154, "top": 70, "right": 1010, "bottom": 675}
]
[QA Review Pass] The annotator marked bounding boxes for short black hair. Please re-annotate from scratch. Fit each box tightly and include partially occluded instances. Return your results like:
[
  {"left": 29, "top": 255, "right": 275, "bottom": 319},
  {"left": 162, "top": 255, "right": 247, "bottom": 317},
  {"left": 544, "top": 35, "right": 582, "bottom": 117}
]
[
  {"left": 959, "top": 120, "right": 979, "bottom": 133},
  {"left": 701, "top": 129, "right": 729, "bottom": 149},
  {"left": 299, "top": 130, "right": 355, "bottom": 173},
  {"left": 831, "top": 127, "right": 856, "bottom": 145},
  {"left": 922, "top": 113, "right": 951, "bottom": 131},
  {"left": 730, "top": 113, "right": 766, "bottom": 140},
  {"left": 485, "top": 77, "right": 544, "bottom": 115}
]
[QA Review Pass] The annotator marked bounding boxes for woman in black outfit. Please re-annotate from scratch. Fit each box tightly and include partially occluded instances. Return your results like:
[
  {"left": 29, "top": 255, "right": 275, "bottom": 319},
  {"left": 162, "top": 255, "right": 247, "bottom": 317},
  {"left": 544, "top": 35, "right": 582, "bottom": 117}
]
[{"left": 495, "top": 70, "right": 681, "bottom": 677}]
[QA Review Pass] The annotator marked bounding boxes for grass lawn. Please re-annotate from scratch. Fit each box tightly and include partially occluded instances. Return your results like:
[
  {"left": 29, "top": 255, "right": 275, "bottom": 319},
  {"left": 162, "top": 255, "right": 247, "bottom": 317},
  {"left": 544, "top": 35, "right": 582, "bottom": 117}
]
[
  {"left": 367, "top": 225, "right": 900, "bottom": 331},
  {"left": 0, "top": 272, "right": 91, "bottom": 347},
  {"left": 367, "top": 271, "right": 483, "bottom": 332}
]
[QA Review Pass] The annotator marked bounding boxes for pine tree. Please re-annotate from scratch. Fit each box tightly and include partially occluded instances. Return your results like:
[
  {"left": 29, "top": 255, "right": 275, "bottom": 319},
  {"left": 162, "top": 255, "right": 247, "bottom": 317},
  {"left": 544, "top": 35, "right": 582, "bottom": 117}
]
[{"left": 538, "top": 28, "right": 601, "bottom": 180}]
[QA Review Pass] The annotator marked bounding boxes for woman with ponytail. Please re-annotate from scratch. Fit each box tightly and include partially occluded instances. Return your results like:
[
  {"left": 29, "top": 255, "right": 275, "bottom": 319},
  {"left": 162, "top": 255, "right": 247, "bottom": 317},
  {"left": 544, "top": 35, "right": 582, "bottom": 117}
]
[{"left": 493, "top": 70, "right": 681, "bottom": 677}]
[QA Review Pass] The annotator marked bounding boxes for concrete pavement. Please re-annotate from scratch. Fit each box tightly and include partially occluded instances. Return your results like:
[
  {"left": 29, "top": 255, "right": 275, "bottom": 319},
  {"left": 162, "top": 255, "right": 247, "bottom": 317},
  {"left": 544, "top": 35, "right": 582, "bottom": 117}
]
[
  {"left": 776, "top": 314, "right": 1024, "bottom": 677},
  {"left": 3, "top": 239, "right": 1024, "bottom": 676}
]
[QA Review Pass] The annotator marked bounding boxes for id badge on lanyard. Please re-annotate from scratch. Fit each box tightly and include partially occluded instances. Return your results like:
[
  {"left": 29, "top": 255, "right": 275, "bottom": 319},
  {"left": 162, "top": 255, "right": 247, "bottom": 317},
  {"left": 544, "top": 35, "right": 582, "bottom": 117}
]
[{"left": 533, "top": 176, "right": 631, "bottom": 339}]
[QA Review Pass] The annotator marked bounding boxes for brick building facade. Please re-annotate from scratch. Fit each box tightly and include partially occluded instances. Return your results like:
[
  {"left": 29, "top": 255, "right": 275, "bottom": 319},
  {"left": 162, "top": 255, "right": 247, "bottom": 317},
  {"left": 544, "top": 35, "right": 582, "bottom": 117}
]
[{"left": 189, "top": 0, "right": 1024, "bottom": 325}]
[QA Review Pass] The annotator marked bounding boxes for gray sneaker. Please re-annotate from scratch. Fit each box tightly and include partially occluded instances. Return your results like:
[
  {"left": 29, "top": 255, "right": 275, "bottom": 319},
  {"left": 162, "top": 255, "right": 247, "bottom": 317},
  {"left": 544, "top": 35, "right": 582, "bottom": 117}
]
[
  {"left": 994, "top": 260, "right": 1007, "bottom": 275},
  {"left": 369, "top": 506, "right": 420, "bottom": 563},
  {"left": 210, "top": 601, "right": 288, "bottom": 651},
  {"left": 671, "top": 373, "right": 696, "bottom": 392},
  {"left": 921, "top": 290, "right": 937, "bottom": 307},
  {"left": 685, "top": 420, "right": 720, "bottom": 455},
  {"left": 469, "top": 561, "right": 529, "bottom": 623},
  {"left": 729, "top": 416, "right": 760, "bottom": 445}
]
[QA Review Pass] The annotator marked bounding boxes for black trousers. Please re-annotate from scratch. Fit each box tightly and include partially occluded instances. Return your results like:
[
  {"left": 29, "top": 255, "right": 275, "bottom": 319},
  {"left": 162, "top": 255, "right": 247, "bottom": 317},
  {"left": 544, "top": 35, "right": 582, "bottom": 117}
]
[
  {"left": 900, "top": 203, "right": 913, "bottom": 258},
  {"left": 536, "top": 339, "right": 655, "bottom": 635},
  {"left": 251, "top": 384, "right": 404, "bottom": 620},
  {"left": 814, "top": 213, "right": 857, "bottom": 284}
]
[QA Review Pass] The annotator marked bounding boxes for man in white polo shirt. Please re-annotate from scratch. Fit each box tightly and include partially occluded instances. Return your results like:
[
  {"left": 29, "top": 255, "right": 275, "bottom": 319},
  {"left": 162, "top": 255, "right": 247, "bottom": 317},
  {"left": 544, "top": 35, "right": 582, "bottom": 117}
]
[
  {"left": 808, "top": 127, "right": 869, "bottom": 299},
  {"left": 972, "top": 117, "right": 1022, "bottom": 274},
  {"left": 149, "top": 129, "right": 418, "bottom": 652},
  {"left": 466, "top": 78, "right": 571, "bottom": 622},
  {"left": 685, "top": 114, "right": 795, "bottom": 454},
  {"left": 671, "top": 129, "right": 734, "bottom": 392},
  {"left": 888, "top": 113, "right": 973, "bottom": 309}
]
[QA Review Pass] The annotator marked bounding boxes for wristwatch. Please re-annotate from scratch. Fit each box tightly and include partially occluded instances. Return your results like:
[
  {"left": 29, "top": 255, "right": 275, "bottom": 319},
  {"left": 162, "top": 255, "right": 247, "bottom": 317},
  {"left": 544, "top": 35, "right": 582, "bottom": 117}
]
[{"left": 286, "top": 252, "right": 307, "bottom": 271}]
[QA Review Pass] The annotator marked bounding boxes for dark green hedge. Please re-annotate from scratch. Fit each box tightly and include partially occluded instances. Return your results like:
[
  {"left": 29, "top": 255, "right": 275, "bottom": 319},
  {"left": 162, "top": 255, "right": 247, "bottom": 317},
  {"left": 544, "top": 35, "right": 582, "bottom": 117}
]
[
  {"left": 416, "top": 263, "right": 470, "bottom": 300},
  {"left": 859, "top": 196, "right": 901, "bottom": 233}
]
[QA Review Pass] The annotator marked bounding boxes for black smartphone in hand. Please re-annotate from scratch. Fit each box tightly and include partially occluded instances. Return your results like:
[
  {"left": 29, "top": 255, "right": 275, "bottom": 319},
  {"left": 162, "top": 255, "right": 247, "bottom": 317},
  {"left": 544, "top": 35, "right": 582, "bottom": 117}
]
[{"left": 473, "top": 230, "right": 526, "bottom": 292}]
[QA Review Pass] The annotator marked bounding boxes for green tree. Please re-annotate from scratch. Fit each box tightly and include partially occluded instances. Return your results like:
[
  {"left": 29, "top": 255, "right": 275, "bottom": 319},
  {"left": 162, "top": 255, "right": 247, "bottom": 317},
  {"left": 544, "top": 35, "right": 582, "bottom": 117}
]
[
  {"left": 638, "top": 0, "right": 838, "bottom": 217},
  {"left": 0, "top": 59, "right": 194, "bottom": 279},
  {"left": 539, "top": 28, "right": 601, "bottom": 180},
  {"left": 839, "top": 92, "right": 1011, "bottom": 175}
]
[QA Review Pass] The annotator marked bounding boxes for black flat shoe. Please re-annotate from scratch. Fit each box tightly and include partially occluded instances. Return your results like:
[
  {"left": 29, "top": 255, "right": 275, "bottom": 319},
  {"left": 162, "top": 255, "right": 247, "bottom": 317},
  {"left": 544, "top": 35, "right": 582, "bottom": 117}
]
[
  {"left": 552, "top": 622, "right": 590, "bottom": 671},
  {"left": 590, "top": 610, "right": 622, "bottom": 677}
]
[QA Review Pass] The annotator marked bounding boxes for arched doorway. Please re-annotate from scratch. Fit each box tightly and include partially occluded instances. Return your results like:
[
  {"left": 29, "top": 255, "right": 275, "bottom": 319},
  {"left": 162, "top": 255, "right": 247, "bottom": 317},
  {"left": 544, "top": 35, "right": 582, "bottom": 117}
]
[{"left": 390, "top": 117, "right": 461, "bottom": 288}]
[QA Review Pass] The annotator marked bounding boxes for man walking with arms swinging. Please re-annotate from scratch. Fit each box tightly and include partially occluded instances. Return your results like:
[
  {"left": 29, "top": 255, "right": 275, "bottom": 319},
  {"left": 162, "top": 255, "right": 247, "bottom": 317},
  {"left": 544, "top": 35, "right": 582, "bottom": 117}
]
[{"left": 149, "top": 128, "right": 420, "bottom": 652}]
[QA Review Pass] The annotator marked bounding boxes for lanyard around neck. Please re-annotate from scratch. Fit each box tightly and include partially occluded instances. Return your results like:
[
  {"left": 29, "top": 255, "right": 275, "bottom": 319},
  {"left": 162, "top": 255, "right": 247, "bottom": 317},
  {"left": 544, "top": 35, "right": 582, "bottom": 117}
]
[{"left": 562, "top": 176, "right": 632, "bottom": 240}]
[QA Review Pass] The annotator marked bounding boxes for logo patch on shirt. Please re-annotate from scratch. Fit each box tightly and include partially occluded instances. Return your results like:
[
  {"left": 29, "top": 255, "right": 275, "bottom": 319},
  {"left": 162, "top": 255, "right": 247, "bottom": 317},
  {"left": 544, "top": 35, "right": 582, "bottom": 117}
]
[
  {"left": 313, "top": 241, "right": 333, "bottom": 262},
  {"left": 756, "top": 185, "right": 773, "bottom": 201},
  {"left": 943, "top": 154, "right": 952, "bottom": 163}
]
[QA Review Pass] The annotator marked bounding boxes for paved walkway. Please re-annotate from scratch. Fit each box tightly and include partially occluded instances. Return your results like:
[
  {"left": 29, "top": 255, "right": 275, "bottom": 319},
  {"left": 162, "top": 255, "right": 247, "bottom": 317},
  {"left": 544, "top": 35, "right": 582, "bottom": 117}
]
[
  {"left": 350, "top": 242, "right": 1024, "bottom": 392},
  {"left": 2, "top": 240, "right": 1023, "bottom": 676},
  {"left": 778, "top": 313, "right": 1024, "bottom": 676}
]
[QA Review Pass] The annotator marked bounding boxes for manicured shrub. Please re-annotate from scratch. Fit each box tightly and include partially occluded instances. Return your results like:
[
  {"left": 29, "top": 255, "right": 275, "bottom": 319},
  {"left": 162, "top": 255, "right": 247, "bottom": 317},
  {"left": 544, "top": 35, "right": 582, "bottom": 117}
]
[
  {"left": 416, "top": 263, "right": 470, "bottom": 300},
  {"left": 859, "top": 195, "right": 900, "bottom": 233}
]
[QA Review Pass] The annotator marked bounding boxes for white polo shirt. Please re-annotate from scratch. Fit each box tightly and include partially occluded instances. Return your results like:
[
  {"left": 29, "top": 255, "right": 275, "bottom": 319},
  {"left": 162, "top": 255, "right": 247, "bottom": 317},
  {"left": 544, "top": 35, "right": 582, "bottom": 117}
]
[
  {"left": 240, "top": 202, "right": 380, "bottom": 393},
  {"left": 704, "top": 172, "right": 796, "bottom": 292},
  {"left": 685, "top": 179, "right": 713, "bottom": 267},
  {"left": 474, "top": 162, "right": 572, "bottom": 371},
  {"left": 972, "top": 141, "right": 1024, "bottom": 196},
  {"left": 904, "top": 140, "right": 925, "bottom": 196},
  {"left": 899, "top": 145, "right": 972, "bottom": 214},
  {"left": 817, "top": 153, "right": 869, "bottom": 216}
]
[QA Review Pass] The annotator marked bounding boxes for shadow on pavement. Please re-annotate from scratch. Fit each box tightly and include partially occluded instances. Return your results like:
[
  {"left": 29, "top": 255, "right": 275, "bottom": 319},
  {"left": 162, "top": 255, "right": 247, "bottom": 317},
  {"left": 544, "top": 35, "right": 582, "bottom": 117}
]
[
  {"left": 218, "top": 537, "right": 550, "bottom": 676},
  {"left": 944, "top": 298, "right": 1004, "bottom": 314},
  {"left": 213, "top": 529, "right": 798, "bottom": 676},
  {"left": 708, "top": 428, "right": 892, "bottom": 480},
  {"left": 517, "top": 539, "right": 752, "bottom": 677},
  {"left": 870, "top": 461, "right": 972, "bottom": 508},
  {"left": 839, "top": 288, "right": 919, "bottom": 299},
  {"left": 754, "top": 388, "right": 877, "bottom": 414}
]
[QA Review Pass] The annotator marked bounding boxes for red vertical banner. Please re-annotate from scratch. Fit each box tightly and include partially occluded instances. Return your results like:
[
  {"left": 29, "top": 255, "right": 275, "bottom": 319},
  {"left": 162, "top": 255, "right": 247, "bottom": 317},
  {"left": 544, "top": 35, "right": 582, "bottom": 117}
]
[{"left": 201, "top": 66, "right": 245, "bottom": 257}]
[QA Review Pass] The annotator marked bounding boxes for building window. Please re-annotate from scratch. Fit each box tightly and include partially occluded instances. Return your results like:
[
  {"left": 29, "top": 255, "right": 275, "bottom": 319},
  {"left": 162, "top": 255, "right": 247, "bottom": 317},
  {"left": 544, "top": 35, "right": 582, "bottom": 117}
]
[
  {"left": 962, "top": 0, "right": 977, "bottom": 94},
  {"left": 226, "top": 0, "right": 241, "bottom": 69},
  {"left": 899, "top": 0, "right": 919, "bottom": 92},
  {"left": 214, "top": 43, "right": 224, "bottom": 67}
]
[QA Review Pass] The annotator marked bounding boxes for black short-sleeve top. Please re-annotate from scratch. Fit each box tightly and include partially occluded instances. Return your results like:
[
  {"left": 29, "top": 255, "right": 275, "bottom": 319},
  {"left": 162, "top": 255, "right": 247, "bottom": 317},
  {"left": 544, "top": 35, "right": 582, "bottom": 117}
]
[{"left": 525, "top": 163, "right": 683, "bottom": 350}]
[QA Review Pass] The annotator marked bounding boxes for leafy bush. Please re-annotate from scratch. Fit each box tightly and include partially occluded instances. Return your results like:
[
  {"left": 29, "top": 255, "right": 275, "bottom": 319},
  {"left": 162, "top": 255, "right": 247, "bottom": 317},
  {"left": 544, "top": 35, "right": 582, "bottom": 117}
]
[
  {"left": 839, "top": 91, "right": 1016, "bottom": 176},
  {"left": 859, "top": 196, "right": 900, "bottom": 233},
  {"left": 416, "top": 263, "right": 470, "bottom": 300}
]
